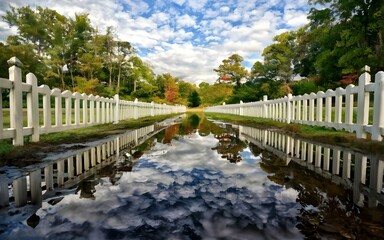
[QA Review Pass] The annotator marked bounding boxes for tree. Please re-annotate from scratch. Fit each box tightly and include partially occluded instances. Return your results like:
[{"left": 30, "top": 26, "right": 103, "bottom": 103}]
[
  {"left": 300, "top": 0, "right": 384, "bottom": 85},
  {"left": 214, "top": 54, "right": 248, "bottom": 86},
  {"left": 199, "top": 83, "right": 233, "bottom": 106},
  {"left": 124, "top": 56, "right": 155, "bottom": 96},
  {"left": 3, "top": 6, "right": 52, "bottom": 56},
  {"left": 116, "top": 41, "right": 134, "bottom": 93},
  {"left": 66, "top": 14, "right": 94, "bottom": 90},
  {"left": 261, "top": 31, "right": 296, "bottom": 82},
  {"left": 198, "top": 82, "right": 209, "bottom": 89},
  {"left": 164, "top": 74, "right": 179, "bottom": 104},
  {"left": 188, "top": 90, "right": 201, "bottom": 107},
  {"left": 179, "top": 81, "right": 196, "bottom": 100}
]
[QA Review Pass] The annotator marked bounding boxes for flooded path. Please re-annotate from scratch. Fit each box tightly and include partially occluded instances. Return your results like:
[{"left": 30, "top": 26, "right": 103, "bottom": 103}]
[{"left": 1, "top": 114, "right": 383, "bottom": 239}]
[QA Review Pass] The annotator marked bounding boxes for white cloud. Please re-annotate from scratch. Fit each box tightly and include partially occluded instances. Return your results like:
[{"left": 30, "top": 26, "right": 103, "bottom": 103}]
[
  {"left": 284, "top": 10, "right": 309, "bottom": 28},
  {"left": 0, "top": 0, "right": 311, "bottom": 85},
  {"left": 176, "top": 14, "right": 196, "bottom": 28},
  {"left": 220, "top": 6, "right": 230, "bottom": 13},
  {"left": 172, "top": 0, "right": 186, "bottom": 6},
  {"left": 186, "top": 0, "right": 208, "bottom": 11},
  {"left": 150, "top": 11, "right": 170, "bottom": 25}
]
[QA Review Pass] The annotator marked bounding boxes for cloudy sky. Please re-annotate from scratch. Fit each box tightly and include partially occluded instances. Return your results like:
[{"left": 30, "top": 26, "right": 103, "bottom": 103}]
[{"left": 0, "top": 0, "right": 311, "bottom": 85}]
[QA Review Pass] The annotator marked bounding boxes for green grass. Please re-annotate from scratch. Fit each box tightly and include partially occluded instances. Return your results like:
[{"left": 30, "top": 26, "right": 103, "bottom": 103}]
[{"left": 0, "top": 139, "right": 12, "bottom": 156}]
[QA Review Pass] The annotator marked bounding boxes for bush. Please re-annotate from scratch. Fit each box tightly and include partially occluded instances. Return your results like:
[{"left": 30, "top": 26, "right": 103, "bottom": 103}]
[{"left": 290, "top": 80, "right": 324, "bottom": 95}]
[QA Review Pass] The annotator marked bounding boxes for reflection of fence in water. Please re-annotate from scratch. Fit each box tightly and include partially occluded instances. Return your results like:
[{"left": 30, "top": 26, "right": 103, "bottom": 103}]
[
  {"left": 0, "top": 125, "right": 155, "bottom": 208},
  {"left": 239, "top": 126, "right": 384, "bottom": 207}
]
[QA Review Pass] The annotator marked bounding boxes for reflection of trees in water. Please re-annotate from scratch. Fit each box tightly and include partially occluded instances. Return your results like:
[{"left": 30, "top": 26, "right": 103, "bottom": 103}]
[
  {"left": 188, "top": 114, "right": 200, "bottom": 129},
  {"left": 179, "top": 113, "right": 225, "bottom": 136},
  {"left": 163, "top": 124, "right": 180, "bottom": 144},
  {"left": 211, "top": 125, "right": 246, "bottom": 164},
  {"left": 77, "top": 179, "right": 98, "bottom": 200}
]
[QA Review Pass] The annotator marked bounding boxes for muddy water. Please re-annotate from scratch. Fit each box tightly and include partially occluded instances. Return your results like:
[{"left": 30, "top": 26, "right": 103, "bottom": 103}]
[{"left": 1, "top": 113, "right": 383, "bottom": 239}]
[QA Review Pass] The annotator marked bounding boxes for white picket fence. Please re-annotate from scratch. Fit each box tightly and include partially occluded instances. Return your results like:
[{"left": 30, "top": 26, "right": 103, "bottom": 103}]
[
  {"left": 206, "top": 66, "right": 384, "bottom": 141},
  {"left": 0, "top": 57, "right": 186, "bottom": 146}
]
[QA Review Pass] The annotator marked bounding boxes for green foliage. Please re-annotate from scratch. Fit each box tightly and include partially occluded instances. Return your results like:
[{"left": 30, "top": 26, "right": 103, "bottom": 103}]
[
  {"left": 0, "top": 140, "right": 12, "bottom": 157},
  {"left": 228, "top": 80, "right": 287, "bottom": 104},
  {"left": 290, "top": 80, "right": 324, "bottom": 95},
  {"left": 214, "top": 54, "right": 248, "bottom": 86},
  {"left": 199, "top": 83, "right": 233, "bottom": 106},
  {"left": 261, "top": 31, "right": 296, "bottom": 82},
  {"left": 74, "top": 77, "right": 100, "bottom": 94},
  {"left": 134, "top": 82, "right": 158, "bottom": 101},
  {"left": 188, "top": 90, "right": 201, "bottom": 107}
]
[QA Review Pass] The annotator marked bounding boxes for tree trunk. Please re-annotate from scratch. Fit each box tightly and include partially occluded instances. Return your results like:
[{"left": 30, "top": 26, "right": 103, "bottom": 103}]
[
  {"left": 70, "top": 65, "right": 74, "bottom": 91},
  {"left": 117, "top": 65, "right": 121, "bottom": 94},
  {"left": 376, "top": 30, "right": 383, "bottom": 67},
  {"left": 58, "top": 67, "right": 65, "bottom": 90},
  {"left": 108, "top": 63, "right": 113, "bottom": 88}
]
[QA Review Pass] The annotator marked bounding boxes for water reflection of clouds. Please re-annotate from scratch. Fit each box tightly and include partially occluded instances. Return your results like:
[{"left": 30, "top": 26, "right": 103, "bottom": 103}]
[{"left": 5, "top": 129, "right": 302, "bottom": 239}]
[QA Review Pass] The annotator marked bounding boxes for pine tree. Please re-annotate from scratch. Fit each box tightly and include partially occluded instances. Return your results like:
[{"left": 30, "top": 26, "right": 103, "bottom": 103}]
[{"left": 188, "top": 90, "right": 201, "bottom": 107}]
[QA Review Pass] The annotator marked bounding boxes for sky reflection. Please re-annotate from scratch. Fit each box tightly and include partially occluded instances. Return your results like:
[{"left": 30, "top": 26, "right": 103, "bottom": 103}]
[{"left": 4, "top": 128, "right": 303, "bottom": 240}]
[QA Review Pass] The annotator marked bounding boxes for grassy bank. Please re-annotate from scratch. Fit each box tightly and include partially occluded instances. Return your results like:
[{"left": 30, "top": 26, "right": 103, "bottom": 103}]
[{"left": 204, "top": 112, "right": 384, "bottom": 155}]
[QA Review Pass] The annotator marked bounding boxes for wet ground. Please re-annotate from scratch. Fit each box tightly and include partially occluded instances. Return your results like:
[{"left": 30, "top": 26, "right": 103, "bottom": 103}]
[{"left": 1, "top": 113, "right": 383, "bottom": 239}]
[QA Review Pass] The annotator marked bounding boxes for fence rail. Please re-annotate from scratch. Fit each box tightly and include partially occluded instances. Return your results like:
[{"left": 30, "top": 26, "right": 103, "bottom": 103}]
[
  {"left": 206, "top": 66, "right": 384, "bottom": 141},
  {"left": 0, "top": 57, "right": 186, "bottom": 146}
]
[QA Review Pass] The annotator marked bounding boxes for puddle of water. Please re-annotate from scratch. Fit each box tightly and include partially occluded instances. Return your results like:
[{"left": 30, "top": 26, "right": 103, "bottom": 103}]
[{"left": 0, "top": 113, "right": 383, "bottom": 239}]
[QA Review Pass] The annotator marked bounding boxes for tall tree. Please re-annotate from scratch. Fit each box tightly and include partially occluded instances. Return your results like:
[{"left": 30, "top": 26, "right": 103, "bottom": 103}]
[
  {"left": 261, "top": 31, "right": 296, "bottom": 82},
  {"left": 116, "top": 41, "right": 134, "bottom": 93},
  {"left": 188, "top": 90, "right": 201, "bottom": 107},
  {"left": 164, "top": 74, "right": 179, "bottom": 104},
  {"left": 3, "top": 6, "right": 51, "bottom": 56},
  {"left": 66, "top": 14, "right": 94, "bottom": 89},
  {"left": 306, "top": 0, "right": 384, "bottom": 81},
  {"left": 103, "top": 27, "right": 116, "bottom": 88},
  {"left": 214, "top": 54, "right": 248, "bottom": 86}
]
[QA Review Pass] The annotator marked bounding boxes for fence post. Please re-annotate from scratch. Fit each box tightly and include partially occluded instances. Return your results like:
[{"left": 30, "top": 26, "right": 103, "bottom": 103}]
[
  {"left": 73, "top": 92, "right": 81, "bottom": 126},
  {"left": 286, "top": 94, "right": 292, "bottom": 123},
  {"left": 356, "top": 66, "right": 371, "bottom": 139},
  {"left": 134, "top": 98, "right": 138, "bottom": 119},
  {"left": 114, "top": 94, "right": 119, "bottom": 124},
  {"left": 89, "top": 94, "right": 95, "bottom": 124},
  {"left": 81, "top": 93, "right": 88, "bottom": 125},
  {"left": 52, "top": 89, "right": 63, "bottom": 128},
  {"left": 345, "top": 85, "right": 354, "bottom": 131},
  {"left": 8, "top": 57, "right": 24, "bottom": 146},
  {"left": 26, "top": 73, "right": 39, "bottom": 142},
  {"left": 0, "top": 179, "right": 9, "bottom": 207},
  {"left": 309, "top": 92, "right": 316, "bottom": 123},
  {"left": 151, "top": 101, "right": 155, "bottom": 116},
  {"left": 263, "top": 95, "right": 268, "bottom": 118},
  {"left": 30, "top": 169, "right": 42, "bottom": 206},
  {"left": 325, "top": 89, "right": 333, "bottom": 126},
  {"left": 372, "top": 71, "right": 384, "bottom": 141},
  {"left": 335, "top": 87, "right": 343, "bottom": 128},
  {"left": 239, "top": 100, "right": 244, "bottom": 116},
  {"left": 316, "top": 91, "right": 324, "bottom": 123}
]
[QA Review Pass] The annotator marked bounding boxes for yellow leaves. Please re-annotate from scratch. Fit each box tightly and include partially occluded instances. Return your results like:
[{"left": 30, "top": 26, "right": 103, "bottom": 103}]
[{"left": 74, "top": 77, "right": 99, "bottom": 95}]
